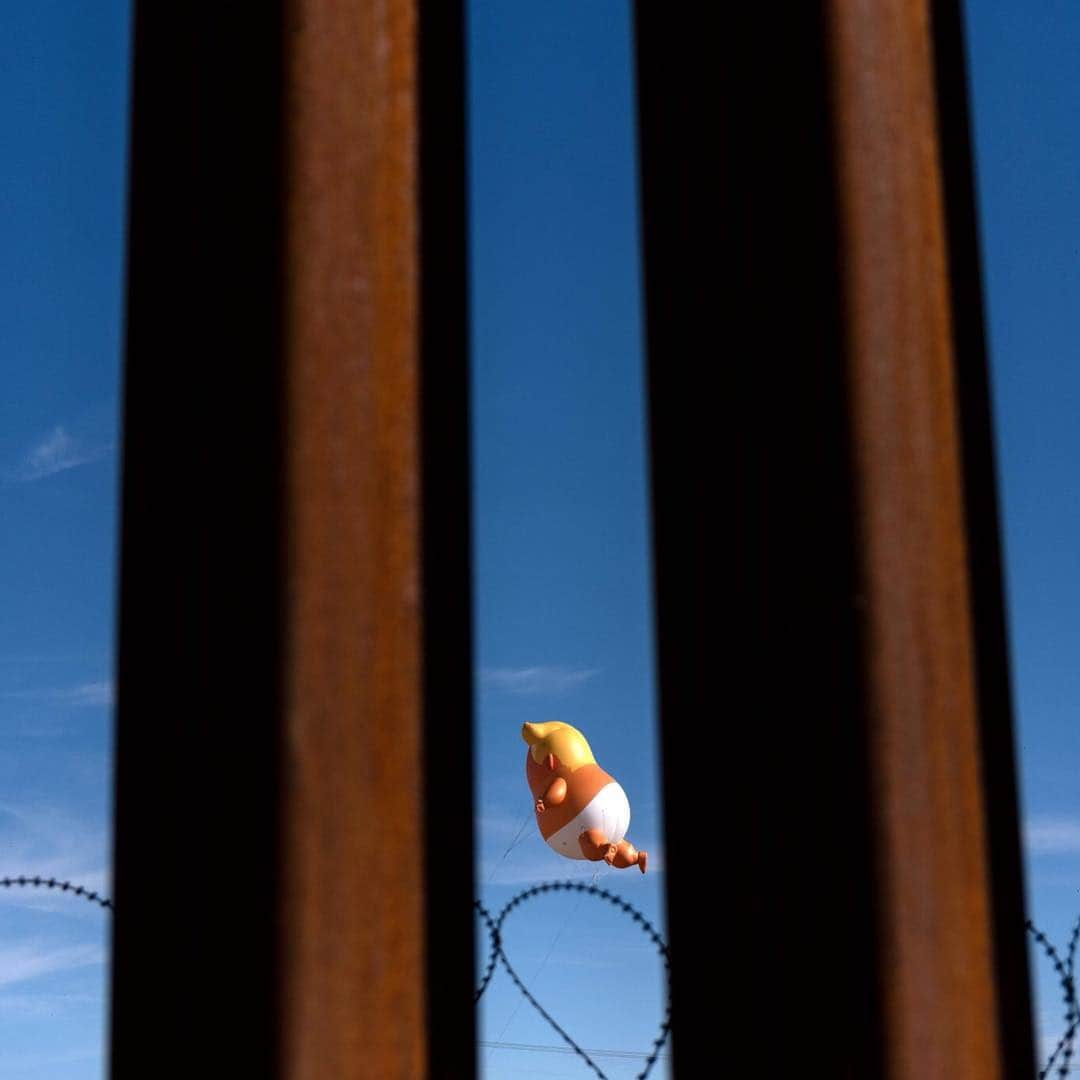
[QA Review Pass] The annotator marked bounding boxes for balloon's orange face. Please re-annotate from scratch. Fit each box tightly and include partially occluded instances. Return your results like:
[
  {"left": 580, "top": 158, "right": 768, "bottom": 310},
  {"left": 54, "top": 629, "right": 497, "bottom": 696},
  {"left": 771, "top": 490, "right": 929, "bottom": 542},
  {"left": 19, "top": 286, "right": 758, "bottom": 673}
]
[{"left": 525, "top": 749, "right": 571, "bottom": 799}]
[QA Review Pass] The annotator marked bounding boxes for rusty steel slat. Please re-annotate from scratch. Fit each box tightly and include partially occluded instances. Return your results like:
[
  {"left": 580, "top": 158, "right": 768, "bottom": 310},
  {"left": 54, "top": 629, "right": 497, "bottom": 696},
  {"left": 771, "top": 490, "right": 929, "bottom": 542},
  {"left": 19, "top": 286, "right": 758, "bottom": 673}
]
[
  {"left": 636, "top": 2, "right": 883, "bottom": 1072},
  {"left": 637, "top": 2, "right": 1033, "bottom": 1076},
  {"left": 279, "top": 1, "right": 429, "bottom": 1075},
  {"left": 824, "top": 3, "right": 1028, "bottom": 1075},
  {"left": 636, "top": 4, "right": 885, "bottom": 1073},
  {"left": 280, "top": 0, "right": 475, "bottom": 1074},
  {"left": 113, "top": 2, "right": 473, "bottom": 1076}
]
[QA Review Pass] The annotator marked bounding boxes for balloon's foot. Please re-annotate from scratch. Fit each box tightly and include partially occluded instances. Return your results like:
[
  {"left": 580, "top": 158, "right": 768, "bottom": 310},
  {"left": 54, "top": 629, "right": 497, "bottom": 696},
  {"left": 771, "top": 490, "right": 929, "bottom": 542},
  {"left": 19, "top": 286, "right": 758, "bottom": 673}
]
[{"left": 608, "top": 839, "right": 646, "bottom": 872}]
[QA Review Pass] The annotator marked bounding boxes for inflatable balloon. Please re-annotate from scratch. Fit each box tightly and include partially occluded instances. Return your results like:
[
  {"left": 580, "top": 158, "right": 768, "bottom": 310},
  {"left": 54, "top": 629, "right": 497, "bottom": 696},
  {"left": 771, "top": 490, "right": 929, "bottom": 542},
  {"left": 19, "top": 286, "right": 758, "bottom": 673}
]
[{"left": 522, "top": 720, "right": 647, "bottom": 873}]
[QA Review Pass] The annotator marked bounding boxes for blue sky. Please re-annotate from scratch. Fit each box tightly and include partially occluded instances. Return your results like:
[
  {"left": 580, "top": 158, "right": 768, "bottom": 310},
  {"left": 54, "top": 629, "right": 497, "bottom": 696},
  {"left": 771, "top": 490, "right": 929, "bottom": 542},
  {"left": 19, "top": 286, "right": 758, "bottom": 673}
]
[
  {"left": 0, "top": 4, "right": 668, "bottom": 1078},
  {"left": 0, "top": 2, "right": 130, "bottom": 1078},
  {"left": 6, "top": 1, "right": 1079, "bottom": 1077},
  {"left": 468, "top": 3, "right": 668, "bottom": 1076}
]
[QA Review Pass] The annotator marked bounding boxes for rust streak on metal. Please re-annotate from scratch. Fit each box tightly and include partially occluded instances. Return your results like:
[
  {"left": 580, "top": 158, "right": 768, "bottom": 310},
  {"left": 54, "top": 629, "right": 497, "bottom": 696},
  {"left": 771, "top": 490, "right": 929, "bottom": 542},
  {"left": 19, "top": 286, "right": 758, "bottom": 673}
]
[
  {"left": 826, "top": 2, "right": 1000, "bottom": 1076},
  {"left": 279, "top": 1, "right": 425, "bottom": 1076}
]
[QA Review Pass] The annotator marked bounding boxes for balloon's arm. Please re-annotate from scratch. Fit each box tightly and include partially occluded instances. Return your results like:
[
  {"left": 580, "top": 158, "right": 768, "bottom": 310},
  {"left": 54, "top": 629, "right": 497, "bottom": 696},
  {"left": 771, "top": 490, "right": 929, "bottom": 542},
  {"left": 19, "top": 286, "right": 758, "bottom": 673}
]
[{"left": 536, "top": 777, "right": 567, "bottom": 814}]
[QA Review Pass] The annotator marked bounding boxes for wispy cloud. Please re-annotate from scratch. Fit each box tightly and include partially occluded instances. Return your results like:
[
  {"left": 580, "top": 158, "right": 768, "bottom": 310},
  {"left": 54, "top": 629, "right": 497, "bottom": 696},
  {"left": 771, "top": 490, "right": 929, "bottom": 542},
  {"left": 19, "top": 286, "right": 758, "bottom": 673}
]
[
  {"left": 477, "top": 811, "right": 533, "bottom": 841},
  {"left": 479, "top": 848, "right": 612, "bottom": 888},
  {"left": 0, "top": 943, "right": 104, "bottom": 990},
  {"left": 1025, "top": 815, "right": 1080, "bottom": 855},
  {"left": 0, "top": 1045, "right": 102, "bottom": 1071},
  {"left": 0, "top": 805, "right": 110, "bottom": 911},
  {"left": 6, "top": 426, "right": 110, "bottom": 483},
  {"left": 1, "top": 681, "right": 113, "bottom": 708},
  {"left": 0, "top": 990, "right": 103, "bottom": 1020},
  {"left": 481, "top": 667, "right": 600, "bottom": 696}
]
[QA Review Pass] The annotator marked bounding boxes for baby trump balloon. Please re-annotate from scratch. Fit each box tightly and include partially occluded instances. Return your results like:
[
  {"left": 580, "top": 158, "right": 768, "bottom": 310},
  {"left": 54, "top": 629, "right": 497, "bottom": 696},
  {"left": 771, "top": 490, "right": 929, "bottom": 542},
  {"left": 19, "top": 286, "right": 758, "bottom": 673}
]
[{"left": 522, "top": 720, "right": 647, "bottom": 873}]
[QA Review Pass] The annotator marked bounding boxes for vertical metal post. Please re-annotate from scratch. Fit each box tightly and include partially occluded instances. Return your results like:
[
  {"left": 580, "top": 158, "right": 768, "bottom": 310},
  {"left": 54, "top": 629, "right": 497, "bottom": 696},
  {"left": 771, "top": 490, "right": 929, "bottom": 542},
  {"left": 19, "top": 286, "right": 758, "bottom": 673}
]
[
  {"left": 635, "top": 2, "right": 1034, "bottom": 1075},
  {"left": 111, "top": 2, "right": 473, "bottom": 1076}
]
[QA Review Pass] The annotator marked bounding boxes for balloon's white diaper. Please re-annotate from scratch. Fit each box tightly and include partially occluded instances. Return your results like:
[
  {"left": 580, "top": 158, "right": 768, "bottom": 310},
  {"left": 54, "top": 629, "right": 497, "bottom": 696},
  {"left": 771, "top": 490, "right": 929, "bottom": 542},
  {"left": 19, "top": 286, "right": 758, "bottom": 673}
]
[{"left": 544, "top": 781, "right": 631, "bottom": 860}]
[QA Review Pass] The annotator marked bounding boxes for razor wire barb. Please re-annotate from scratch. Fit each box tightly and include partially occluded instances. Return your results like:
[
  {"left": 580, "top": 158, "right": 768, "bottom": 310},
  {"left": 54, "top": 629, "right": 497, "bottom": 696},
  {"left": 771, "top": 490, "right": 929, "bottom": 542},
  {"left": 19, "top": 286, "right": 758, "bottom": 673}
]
[
  {"left": 3, "top": 873, "right": 668, "bottom": 1079},
  {"left": 474, "top": 881, "right": 671, "bottom": 1080},
  {"left": 1028, "top": 915, "right": 1080, "bottom": 1079},
  {"left": 9, "top": 873, "right": 1080, "bottom": 1077},
  {"left": 0, "top": 875, "right": 112, "bottom": 910}
]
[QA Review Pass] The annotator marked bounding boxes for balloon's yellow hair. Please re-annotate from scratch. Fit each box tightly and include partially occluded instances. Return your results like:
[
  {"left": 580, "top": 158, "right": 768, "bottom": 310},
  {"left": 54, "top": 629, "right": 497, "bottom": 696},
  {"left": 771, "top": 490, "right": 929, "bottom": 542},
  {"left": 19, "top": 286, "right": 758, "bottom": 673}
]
[{"left": 521, "top": 721, "right": 596, "bottom": 771}]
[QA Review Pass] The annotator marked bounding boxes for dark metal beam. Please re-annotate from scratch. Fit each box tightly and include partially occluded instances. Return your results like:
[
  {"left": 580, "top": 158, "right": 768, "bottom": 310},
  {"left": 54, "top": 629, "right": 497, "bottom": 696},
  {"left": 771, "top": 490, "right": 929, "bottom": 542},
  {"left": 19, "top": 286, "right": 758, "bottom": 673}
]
[
  {"left": 111, "top": 6, "right": 286, "bottom": 1075},
  {"left": 635, "top": 2, "right": 1034, "bottom": 1075},
  {"left": 111, "top": 3, "right": 473, "bottom": 1076}
]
